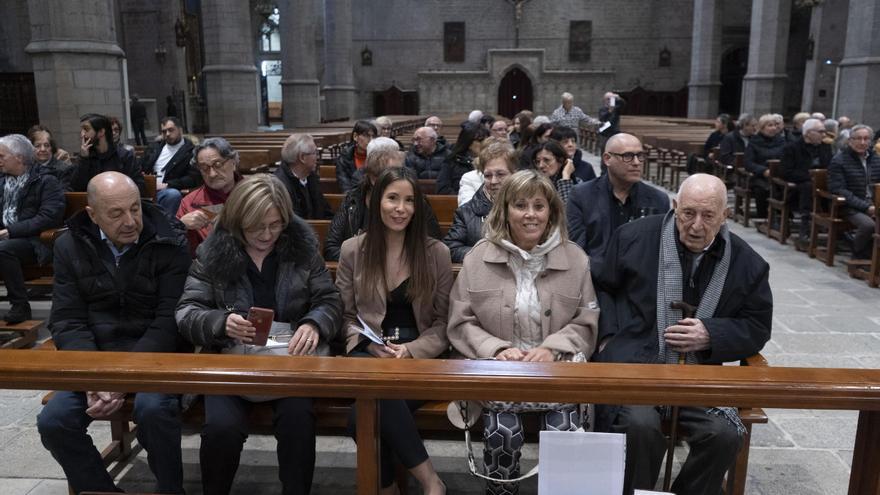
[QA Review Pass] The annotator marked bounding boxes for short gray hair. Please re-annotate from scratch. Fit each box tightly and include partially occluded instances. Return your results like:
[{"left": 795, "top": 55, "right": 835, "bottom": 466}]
[
  {"left": 281, "top": 133, "right": 315, "bottom": 165},
  {"left": 191, "top": 137, "right": 239, "bottom": 167},
  {"left": 850, "top": 124, "right": 875, "bottom": 139},
  {"left": 561, "top": 92, "right": 574, "bottom": 101},
  {"left": 824, "top": 119, "right": 839, "bottom": 133},
  {"left": 468, "top": 110, "right": 483, "bottom": 123},
  {"left": 736, "top": 113, "right": 756, "bottom": 129},
  {"left": 0, "top": 134, "right": 35, "bottom": 167},
  {"left": 366, "top": 137, "right": 400, "bottom": 157},
  {"left": 802, "top": 118, "right": 824, "bottom": 133}
]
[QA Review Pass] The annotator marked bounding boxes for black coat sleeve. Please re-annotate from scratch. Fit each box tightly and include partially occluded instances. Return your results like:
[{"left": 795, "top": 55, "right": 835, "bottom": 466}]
[
  {"left": 175, "top": 260, "right": 233, "bottom": 347},
  {"left": 48, "top": 235, "right": 99, "bottom": 351},
  {"left": 132, "top": 243, "right": 192, "bottom": 352},
  {"left": 323, "top": 206, "right": 351, "bottom": 261},
  {"left": 298, "top": 250, "right": 343, "bottom": 344},
  {"left": 443, "top": 206, "right": 473, "bottom": 263},
  {"left": 7, "top": 176, "right": 65, "bottom": 239},
  {"left": 436, "top": 161, "right": 455, "bottom": 195}
]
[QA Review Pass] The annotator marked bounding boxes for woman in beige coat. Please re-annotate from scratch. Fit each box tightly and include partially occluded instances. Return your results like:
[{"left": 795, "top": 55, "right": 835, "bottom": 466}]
[
  {"left": 336, "top": 166, "right": 450, "bottom": 495},
  {"left": 447, "top": 169, "right": 599, "bottom": 495}
]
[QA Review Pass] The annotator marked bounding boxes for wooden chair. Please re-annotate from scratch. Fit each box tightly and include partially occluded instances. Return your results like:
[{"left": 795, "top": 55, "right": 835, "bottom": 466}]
[
  {"left": 732, "top": 154, "right": 754, "bottom": 227},
  {"left": 845, "top": 184, "right": 880, "bottom": 287},
  {"left": 808, "top": 169, "right": 850, "bottom": 267},
  {"left": 143, "top": 174, "right": 157, "bottom": 201},
  {"left": 766, "top": 159, "right": 794, "bottom": 244}
]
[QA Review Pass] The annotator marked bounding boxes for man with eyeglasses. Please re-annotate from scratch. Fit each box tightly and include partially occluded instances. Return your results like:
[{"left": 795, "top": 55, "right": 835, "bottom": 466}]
[
  {"left": 567, "top": 133, "right": 670, "bottom": 272},
  {"left": 781, "top": 118, "right": 833, "bottom": 250},
  {"left": 177, "top": 137, "right": 243, "bottom": 256},
  {"left": 139, "top": 117, "right": 199, "bottom": 216},
  {"left": 39, "top": 171, "right": 191, "bottom": 494},
  {"left": 424, "top": 116, "right": 447, "bottom": 148},
  {"left": 275, "top": 133, "right": 332, "bottom": 220},
  {"left": 404, "top": 126, "right": 449, "bottom": 179},
  {"left": 593, "top": 173, "right": 772, "bottom": 495},
  {"left": 828, "top": 124, "right": 880, "bottom": 260}
]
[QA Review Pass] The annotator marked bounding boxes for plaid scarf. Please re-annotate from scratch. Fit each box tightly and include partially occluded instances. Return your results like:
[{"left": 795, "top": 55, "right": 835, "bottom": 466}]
[{"left": 655, "top": 210, "right": 745, "bottom": 435}]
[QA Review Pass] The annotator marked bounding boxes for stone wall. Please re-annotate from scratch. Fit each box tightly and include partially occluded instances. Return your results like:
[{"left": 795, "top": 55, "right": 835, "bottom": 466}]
[{"left": 0, "top": 0, "right": 33, "bottom": 73}]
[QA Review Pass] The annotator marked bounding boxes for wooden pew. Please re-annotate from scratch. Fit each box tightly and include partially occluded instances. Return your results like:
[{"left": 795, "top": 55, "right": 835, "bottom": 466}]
[
  {"left": 6, "top": 350, "right": 878, "bottom": 495},
  {"left": 765, "top": 160, "right": 793, "bottom": 244},
  {"left": 808, "top": 169, "right": 850, "bottom": 266},
  {"left": 845, "top": 183, "right": 880, "bottom": 286}
]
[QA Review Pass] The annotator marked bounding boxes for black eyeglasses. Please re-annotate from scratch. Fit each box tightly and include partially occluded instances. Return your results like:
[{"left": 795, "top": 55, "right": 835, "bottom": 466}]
[{"left": 608, "top": 151, "right": 647, "bottom": 163}]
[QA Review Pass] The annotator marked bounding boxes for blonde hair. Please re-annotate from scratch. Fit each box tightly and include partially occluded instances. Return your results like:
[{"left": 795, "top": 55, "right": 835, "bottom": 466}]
[
  {"left": 483, "top": 170, "right": 568, "bottom": 246},
  {"left": 217, "top": 174, "right": 293, "bottom": 245},
  {"left": 476, "top": 138, "right": 516, "bottom": 173},
  {"left": 757, "top": 113, "right": 781, "bottom": 131}
]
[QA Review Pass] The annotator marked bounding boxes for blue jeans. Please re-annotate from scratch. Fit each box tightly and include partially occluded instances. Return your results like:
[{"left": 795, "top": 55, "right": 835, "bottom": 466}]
[
  {"left": 37, "top": 391, "right": 183, "bottom": 494},
  {"left": 156, "top": 187, "right": 183, "bottom": 217}
]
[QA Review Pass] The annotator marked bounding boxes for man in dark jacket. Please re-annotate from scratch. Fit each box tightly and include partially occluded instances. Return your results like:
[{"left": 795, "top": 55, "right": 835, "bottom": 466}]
[
  {"left": 0, "top": 134, "right": 65, "bottom": 323},
  {"left": 130, "top": 95, "right": 148, "bottom": 145},
  {"left": 37, "top": 172, "right": 191, "bottom": 494},
  {"left": 275, "top": 133, "right": 332, "bottom": 219},
  {"left": 72, "top": 113, "right": 145, "bottom": 195},
  {"left": 567, "top": 133, "right": 670, "bottom": 273},
  {"left": 718, "top": 113, "right": 757, "bottom": 167},
  {"left": 139, "top": 116, "right": 199, "bottom": 216},
  {"left": 828, "top": 125, "right": 880, "bottom": 259},
  {"left": 405, "top": 126, "right": 449, "bottom": 179},
  {"left": 781, "top": 118, "right": 833, "bottom": 248},
  {"left": 745, "top": 115, "right": 787, "bottom": 219},
  {"left": 594, "top": 174, "right": 773, "bottom": 495}
]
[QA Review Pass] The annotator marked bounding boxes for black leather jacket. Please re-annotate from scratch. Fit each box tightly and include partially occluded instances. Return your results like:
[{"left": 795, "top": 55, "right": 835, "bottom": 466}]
[{"left": 443, "top": 185, "right": 493, "bottom": 262}]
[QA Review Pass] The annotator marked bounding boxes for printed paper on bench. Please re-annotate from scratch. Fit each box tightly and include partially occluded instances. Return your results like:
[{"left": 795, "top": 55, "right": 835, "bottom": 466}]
[{"left": 538, "top": 431, "right": 625, "bottom": 495}]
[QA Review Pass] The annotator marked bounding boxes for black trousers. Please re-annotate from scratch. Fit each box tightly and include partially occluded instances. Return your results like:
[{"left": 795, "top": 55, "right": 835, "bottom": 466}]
[
  {"left": 610, "top": 405, "right": 741, "bottom": 495},
  {"left": 201, "top": 394, "right": 316, "bottom": 495},
  {"left": 846, "top": 211, "right": 875, "bottom": 260},
  {"left": 750, "top": 176, "right": 770, "bottom": 219},
  {"left": 0, "top": 238, "right": 35, "bottom": 305}
]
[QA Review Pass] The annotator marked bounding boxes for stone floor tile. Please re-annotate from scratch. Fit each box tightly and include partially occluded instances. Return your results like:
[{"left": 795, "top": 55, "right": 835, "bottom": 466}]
[
  {"left": 775, "top": 417, "right": 857, "bottom": 449},
  {"left": 768, "top": 333, "right": 879, "bottom": 355},
  {"left": 746, "top": 448, "right": 850, "bottom": 495},
  {"left": 765, "top": 354, "right": 863, "bottom": 368},
  {"left": 814, "top": 315, "right": 880, "bottom": 333},
  {"left": 750, "top": 419, "right": 794, "bottom": 448},
  {"left": 0, "top": 478, "right": 41, "bottom": 495}
]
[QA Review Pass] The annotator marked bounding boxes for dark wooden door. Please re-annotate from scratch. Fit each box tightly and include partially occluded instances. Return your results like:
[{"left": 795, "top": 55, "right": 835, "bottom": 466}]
[
  {"left": 0, "top": 73, "right": 39, "bottom": 135},
  {"left": 497, "top": 68, "right": 532, "bottom": 118},
  {"left": 720, "top": 47, "right": 748, "bottom": 116}
]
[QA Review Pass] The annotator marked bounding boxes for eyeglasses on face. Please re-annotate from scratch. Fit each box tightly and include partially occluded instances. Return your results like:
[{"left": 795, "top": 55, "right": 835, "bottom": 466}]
[
  {"left": 608, "top": 151, "right": 647, "bottom": 163},
  {"left": 244, "top": 221, "right": 285, "bottom": 235},
  {"left": 197, "top": 158, "right": 232, "bottom": 173}
]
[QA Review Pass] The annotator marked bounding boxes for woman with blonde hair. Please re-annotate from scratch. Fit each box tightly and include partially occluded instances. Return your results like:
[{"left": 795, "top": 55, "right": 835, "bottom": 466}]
[
  {"left": 448, "top": 169, "right": 598, "bottom": 495},
  {"left": 176, "top": 174, "right": 342, "bottom": 494}
]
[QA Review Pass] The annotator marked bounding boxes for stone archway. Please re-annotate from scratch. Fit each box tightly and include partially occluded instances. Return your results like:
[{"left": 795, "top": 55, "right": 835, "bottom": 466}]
[{"left": 497, "top": 67, "right": 533, "bottom": 118}]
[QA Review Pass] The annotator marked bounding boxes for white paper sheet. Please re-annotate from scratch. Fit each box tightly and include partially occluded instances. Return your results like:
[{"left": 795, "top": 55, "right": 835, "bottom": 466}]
[
  {"left": 599, "top": 121, "right": 612, "bottom": 133},
  {"left": 356, "top": 314, "right": 386, "bottom": 346},
  {"left": 538, "top": 430, "right": 625, "bottom": 495}
]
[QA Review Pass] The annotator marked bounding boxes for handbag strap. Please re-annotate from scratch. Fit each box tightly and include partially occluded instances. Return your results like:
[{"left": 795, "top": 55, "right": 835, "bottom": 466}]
[{"left": 457, "top": 401, "right": 539, "bottom": 484}]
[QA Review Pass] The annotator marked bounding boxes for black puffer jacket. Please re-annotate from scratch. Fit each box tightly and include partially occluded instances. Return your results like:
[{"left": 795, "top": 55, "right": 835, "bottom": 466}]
[
  {"left": 38, "top": 157, "right": 75, "bottom": 191},
  {"left": 436, "top": 153, "right": 474, "bottom": 194},
  {"left": 176, "top": 215, "right": 342, "bottom": 354},
  {"left": 745, "top": 133, "right": 786, "bottom": 177},
  {"left": 405, "top": 141, "right": 450, "bottom": 179},
  {"left": 335, "top": 142, "right": 363, "bottom": 193},
  {"left": 443, "top": 185, "right": 493, "bottom": 263},
  {"left": 828, "top": 147, "right": 880, "bottom": 215},
  {"left": 71, "top": 145, "right": 146, "bottom": 195},
  {"left": 0, "top": 166, "right": 65, "bottom": 265},
  {"left": 49, "top": 202, "right": 192, "bottom": 353},
  {"left": 781, "top": 137, "right": 832, "bottom": 183},
  {"left": 323, "top": 183, "right": 443, "bottom": 261}
]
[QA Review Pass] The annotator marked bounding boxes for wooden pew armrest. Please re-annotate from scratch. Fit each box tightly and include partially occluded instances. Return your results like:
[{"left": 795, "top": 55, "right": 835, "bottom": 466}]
[{"left": 40, "top": 227, "right": 68, "bottom": 245}]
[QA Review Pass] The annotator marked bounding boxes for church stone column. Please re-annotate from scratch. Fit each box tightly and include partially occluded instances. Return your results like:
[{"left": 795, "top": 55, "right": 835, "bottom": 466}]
[
  {"left": 741, "top": 0, "right": 792, "bottom": 116},
  {"left": 200, "top": 0, "right": 259, "bottom": 133},
  {"left": 280, "top": 0, "right": 321, "bottom": 127},
  {"left": 322, "top": 0, "right": 356, "bottom": 121},
  {"left": 687, "top": 0, "right": 724, "bottom": 118},
  {"left": 836, "top": 0, "right": 880, "bottom": 126},
  {"left": 25, "top": 0, "right": 126, "bottom": 151}
]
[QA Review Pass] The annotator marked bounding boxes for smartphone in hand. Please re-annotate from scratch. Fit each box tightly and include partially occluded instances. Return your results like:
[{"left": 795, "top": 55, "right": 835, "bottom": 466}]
[{"left": 247, "top": 307, "right": 274, "bottom": 346}]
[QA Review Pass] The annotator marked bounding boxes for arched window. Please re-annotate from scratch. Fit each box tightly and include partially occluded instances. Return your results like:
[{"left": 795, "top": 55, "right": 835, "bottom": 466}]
[{"left": 259, "top": 7, "right": 280, "bottom": 53}]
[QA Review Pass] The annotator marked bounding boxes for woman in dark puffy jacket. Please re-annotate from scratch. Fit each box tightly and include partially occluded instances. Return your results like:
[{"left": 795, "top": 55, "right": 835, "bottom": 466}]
[
  {"left": 745, "top": 113, "right": 787, "bottom": 219},
  {"left": 175, "top": 174, "right": 342, "bottom": 495},
  {"left": 335, "top": 120, "right": 377, "bottom": 192},
  {"left": 324, "top": 149, "right": 441, "bottom": 261},
  {"left": 443, "top": 140, "right": 517, "bottom": 262},
  {"left": 436, "top": 121, "right": 488, "bottom": 195}
]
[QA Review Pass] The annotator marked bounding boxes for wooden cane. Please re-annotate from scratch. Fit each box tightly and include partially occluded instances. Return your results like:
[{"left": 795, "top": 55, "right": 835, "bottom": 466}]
[{"left": 663, "top": 300, "right": 697, "bottom": 492}]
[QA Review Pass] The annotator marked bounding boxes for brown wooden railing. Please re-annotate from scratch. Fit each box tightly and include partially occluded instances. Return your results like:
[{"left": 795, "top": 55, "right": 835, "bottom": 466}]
[{"left": 0, "top": 350, "right": 878, "bottom": 495}]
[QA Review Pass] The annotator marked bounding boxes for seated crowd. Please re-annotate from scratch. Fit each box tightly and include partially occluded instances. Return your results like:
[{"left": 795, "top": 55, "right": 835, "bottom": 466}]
[{"left": 2, "top": 100, "right": 878, "bottom": 495}]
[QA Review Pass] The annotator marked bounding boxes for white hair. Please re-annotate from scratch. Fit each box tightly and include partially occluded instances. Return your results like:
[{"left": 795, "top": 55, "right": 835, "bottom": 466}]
[
  {"left": 0, "top": 134, "right": 35, "bottom": 167},
  {"left": 811, "top": 112, "right": 826, "bottom": 121},
  {"left": 366, "top": 137, "right": 400, "bottom": 157},
  {"left": 561, "top": 92, "right": 574, "bottom": 101},
  {"left": 802, "top": 118, "right": 824, "bottom": 133},
  {"left": 467, "top": 110, "right": 483, "bottom": 123},
  {"left": 532, "top": 115, "right": 551, "bottom": 125}
]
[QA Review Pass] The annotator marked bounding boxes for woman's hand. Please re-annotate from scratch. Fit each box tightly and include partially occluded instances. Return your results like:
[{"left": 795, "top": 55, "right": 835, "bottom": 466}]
[
  {"left": 366, "top": 342, "right": 397, "bottom": 358},
  {"left": 387, "top": 342, "right": 412, "bottom": 359},
  {"left": 288, "top": 323, "right": 319, "bottom": 356},
  {"left": 225, "top": 313, "right": 255, "bottom": 343},
  {"left": 180, "top": 210, "right": 211, "bottom": 230},
  {"left": 522, "top": 347, "right": 554, "bottom": 362},
  {"left": 562, "top": 158, "right": 575, "bottom": 181},
  {"left": 55, "top": 149, "right": 70, "bottom": 162},
  {"left": 494, "top": 347, "right": 525, "bottom": 361}
]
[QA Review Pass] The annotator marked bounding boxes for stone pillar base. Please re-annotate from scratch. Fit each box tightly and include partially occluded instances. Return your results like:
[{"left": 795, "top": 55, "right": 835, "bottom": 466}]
[
  {"left": 281, "top": 79, "right": 321, "bottom": 128},
  {"left": 741, "top": 73, "right": 788, "bottom": 116},
  {"left": 323, "top": 86, "right": 356, "bottom": 122},
  {"left": 203, "top": 65, "right": 259, "bottom": 133},
  {"left": 687, "top": 82, "right": 722, "bottom": 118}
]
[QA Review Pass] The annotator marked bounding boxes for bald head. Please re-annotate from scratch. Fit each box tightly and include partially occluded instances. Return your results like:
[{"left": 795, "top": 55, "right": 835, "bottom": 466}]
[
  {"left": 675, "top": 174, "right": 728, "bottom": 252},
  {"left": 603, "top": 133, "right": 645, "bottom": 189},
  {"left": 86, "top": 172, "right": 143, "bottom": 248},
  {"left": 605, "top": 133, "right": 641, "bottom": 153}
]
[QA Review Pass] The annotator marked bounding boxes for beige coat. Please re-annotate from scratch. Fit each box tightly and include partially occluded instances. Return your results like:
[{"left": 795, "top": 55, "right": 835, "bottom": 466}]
[
  {"left": 448, "top": 238, "right": 599, "bottom": 359},
  {"left": 336, "top": 234, "right": 453, "bottom": 358}
]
